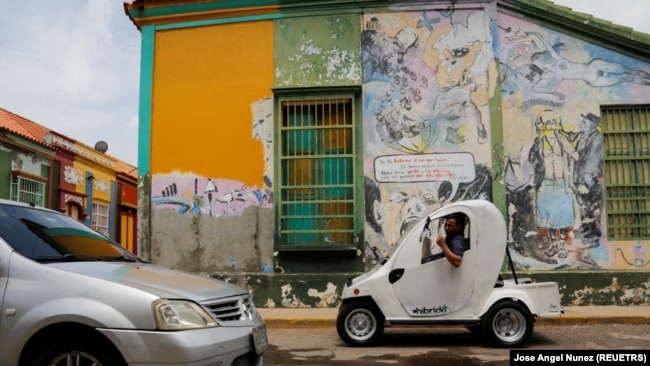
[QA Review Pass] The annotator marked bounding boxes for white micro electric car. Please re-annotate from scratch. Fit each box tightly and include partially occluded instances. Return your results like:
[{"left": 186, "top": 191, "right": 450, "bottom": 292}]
[{"left": 337, "top": 199, "right": 563, "bottom": 348}]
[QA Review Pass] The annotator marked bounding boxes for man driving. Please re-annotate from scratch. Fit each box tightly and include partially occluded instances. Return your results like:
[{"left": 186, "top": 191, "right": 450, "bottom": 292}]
[{"left": 436, "top": 213, "right": 466, "bottom": 267}]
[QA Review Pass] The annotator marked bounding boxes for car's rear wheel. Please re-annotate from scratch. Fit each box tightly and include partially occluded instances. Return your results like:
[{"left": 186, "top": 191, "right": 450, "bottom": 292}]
[
  {"left": 30, "top": 336, "right": 126, "bottom": 366},
  {"left": 482, "top": 300, "right": 533, "bottom": 348},
  {"left": 336, "top": 301, "right": 385, "bottom": 347}
]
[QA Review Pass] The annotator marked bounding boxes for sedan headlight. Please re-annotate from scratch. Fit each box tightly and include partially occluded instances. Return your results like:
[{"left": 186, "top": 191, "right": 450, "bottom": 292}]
[{"left": 153, "top": 299, "right": 218, "bottom": 330}]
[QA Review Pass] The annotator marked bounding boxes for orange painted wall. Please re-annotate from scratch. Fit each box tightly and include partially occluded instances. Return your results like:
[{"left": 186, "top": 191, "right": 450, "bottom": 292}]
[{"left": 150, "top": 21, "right": 274, "bottom": 187}]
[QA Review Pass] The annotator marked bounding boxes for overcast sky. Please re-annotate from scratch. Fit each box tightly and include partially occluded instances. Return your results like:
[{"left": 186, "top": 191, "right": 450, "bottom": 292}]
[
  {"left": 0, "top": 1, "right": 140, "bottom": 165},
  {"left": 1, "top": 1, "right": 648, "bottom": 167}
]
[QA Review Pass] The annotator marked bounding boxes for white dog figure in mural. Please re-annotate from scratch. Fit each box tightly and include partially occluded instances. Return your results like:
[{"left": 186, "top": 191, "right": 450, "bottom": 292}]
[{"left": 423, "top": 11, "right": 498, "bottom": 144}]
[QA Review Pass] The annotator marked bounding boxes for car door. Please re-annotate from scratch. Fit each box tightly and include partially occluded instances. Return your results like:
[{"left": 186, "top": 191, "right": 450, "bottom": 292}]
[{"left": 390, "top": 211, "right": 476, "bottom": 317}]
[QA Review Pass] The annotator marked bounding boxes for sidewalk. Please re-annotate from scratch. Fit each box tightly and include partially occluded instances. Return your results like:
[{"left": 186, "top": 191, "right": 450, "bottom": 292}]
[{"left": 258, "top": 306, "right": 650, "bottom": 328}]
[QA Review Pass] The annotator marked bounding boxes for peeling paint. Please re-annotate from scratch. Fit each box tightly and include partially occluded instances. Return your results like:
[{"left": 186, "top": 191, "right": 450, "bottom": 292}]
[
  {"left": 307, "top": 282, "right": 340, "bottom": 307},
  {"left": 264, "top": 298, "right": 276, "bottom": 308},
  {"left": 280, "top": 284, "right": 309, "bottom": 307}
]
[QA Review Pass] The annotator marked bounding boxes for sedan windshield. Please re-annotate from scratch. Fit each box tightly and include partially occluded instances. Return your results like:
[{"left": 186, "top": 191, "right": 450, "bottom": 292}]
[{"left": 0, "top": 204, "right": 138, "bottom": 262}]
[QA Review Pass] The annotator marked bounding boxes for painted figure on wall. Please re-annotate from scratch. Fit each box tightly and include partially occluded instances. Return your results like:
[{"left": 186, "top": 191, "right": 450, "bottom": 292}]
[
  {"left": 362, "top": 10, "right": 496, "bottom": 153},
  {"left": 501, "top": 28, "right": 650, "bottom": 111},
  {"left": 528, "top": 109, "right": 578, "bottom": 259},
  {"left": 561, "top": 112, "right": 603, "bottom": 247},
  {"left": 363, "top": 21, "right": 437, "bottom": 154},
  {"left": 505, "top": 110, "right": 606, "bottom": 269},
  {"left": 423, "top": 10, "right": 497, "bottom": 144},
  {"left": 364, "top": 176, "right": 440, "bottom": 259}
]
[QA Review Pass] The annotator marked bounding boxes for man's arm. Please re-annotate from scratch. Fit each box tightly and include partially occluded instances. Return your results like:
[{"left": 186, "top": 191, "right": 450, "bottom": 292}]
[{"left": 436, "top": 236, "right": 463, "bottom": 267}]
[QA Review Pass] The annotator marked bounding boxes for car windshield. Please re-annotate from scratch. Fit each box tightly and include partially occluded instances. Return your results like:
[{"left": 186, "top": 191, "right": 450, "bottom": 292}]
[{"left": 0, "top": 204, "right": 139, "bottom": 262}]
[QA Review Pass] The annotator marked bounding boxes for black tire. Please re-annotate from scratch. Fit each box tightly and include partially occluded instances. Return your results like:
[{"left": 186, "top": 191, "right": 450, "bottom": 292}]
[
  {"left": 31, "top": 336, "right": 126, "bottom": 366},
  {"left": 336, "top": 301, "right": 385, "bottom": 347},
  {"left": 481, "top": 300, "right": 533, "bottom": 348}
]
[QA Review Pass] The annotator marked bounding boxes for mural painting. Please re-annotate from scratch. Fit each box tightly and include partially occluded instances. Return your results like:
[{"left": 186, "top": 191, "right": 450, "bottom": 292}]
[
  {"left": 498, "top": 13, "right": 650, "bottom": 270},
  {"left": 361, "top": 8, "right": 495, "bottom": 265}
]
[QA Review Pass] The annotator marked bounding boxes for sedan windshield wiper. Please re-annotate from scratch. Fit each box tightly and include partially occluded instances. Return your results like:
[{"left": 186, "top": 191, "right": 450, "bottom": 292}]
[
  {"left": 97, "top": 255, "right": 138, "bottom": 263},
  {"left": 34, "top": 254, "right": 99, "bottom": 263}
]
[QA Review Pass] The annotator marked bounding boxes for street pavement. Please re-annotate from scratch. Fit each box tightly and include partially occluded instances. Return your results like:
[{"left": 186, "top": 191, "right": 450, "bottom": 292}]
[{"left": 258, "top": 306, "right": 650, "bottom": 328}]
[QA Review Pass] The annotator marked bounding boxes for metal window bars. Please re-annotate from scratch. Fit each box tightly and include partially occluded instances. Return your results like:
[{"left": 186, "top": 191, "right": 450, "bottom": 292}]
[
  {"left": 602, "top": 106, "right": 650, "bottom": 239},
  {"left": 279, "top": 97, "right": 355, "bottom": 248}
]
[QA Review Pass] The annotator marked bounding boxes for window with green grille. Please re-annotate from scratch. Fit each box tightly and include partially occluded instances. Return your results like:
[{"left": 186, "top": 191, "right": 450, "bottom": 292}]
[
  {"left": 602, "top": 105, "right": 650, "bottom": 240},
  {"left": 276, "top": 93, "right": 359, "bottom": 250}
]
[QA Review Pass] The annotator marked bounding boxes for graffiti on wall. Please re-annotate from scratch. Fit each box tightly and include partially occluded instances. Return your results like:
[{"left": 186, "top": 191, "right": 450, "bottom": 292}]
[
  {"left": 498, "top": 14, "right": 650, "bottom": 270},
  {"left": 361, "top": 9, "right": 494, "bottom": 263},
  {"left": 152, "top": 174, "right": 272, "bottom": 217}
]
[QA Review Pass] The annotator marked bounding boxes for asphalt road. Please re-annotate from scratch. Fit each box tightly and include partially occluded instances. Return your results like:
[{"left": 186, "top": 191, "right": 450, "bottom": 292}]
[{"left": 264, "top": 324, "right": 650, "bottom": 365}]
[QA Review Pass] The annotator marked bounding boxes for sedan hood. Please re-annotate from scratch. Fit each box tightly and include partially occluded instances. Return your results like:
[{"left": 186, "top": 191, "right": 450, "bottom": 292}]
[{"left": 47, "top": 262, "right": 247, "bottom": 301}]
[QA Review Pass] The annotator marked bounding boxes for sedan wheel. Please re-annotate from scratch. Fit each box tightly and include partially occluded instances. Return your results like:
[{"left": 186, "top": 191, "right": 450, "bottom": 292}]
[
  {"left": 50, "top": 351, "right": 102, "bottom": 366},
  {"left": 31, "top": 336, "right": 126, "bottom": 366}
]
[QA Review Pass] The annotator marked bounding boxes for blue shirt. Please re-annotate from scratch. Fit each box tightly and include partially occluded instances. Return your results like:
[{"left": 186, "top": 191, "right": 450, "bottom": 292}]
[{"left": 445, "top": 232, "right": 466, "bottom": 257}]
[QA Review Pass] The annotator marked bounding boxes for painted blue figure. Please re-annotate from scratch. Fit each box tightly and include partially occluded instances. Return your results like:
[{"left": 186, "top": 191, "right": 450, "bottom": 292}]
[{"left": 528, "top": 110, "right": 578, "bottom": 259}]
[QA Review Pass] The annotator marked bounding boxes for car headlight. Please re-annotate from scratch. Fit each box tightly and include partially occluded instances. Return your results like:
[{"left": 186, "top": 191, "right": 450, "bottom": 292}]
[{"left": 153, "top": 299, "right": 218, "bottom": 330}]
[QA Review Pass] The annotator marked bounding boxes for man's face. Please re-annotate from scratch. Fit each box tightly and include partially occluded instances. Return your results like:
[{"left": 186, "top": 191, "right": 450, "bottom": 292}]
[{"left": 444, "top": 218, "right": 462, "bottom": 236}]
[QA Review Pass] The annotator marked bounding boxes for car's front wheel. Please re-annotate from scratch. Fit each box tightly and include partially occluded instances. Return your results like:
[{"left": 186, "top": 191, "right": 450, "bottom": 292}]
[
  {"left": 30, "top": 336, "right": 126, "bottom": 366},
  {"left": 482, "top": 300, "right": 533, "bottom": 348},
  {"left": 336, "top": 301, "right": 385, "bottom": 347}
]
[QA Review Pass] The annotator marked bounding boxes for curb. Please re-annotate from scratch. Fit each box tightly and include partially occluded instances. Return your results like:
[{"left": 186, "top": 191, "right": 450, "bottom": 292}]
[
  {"left": 536, "top": 315, "right": 650, "bottom": 326},
  {"left": 264, "top": 318, "right": 336, "bottom": 329},
  {"left": 260, "top": 313, "right": 650, "bottom": 329}
]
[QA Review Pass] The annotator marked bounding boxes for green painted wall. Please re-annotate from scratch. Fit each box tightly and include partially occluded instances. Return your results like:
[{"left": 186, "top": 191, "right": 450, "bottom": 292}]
[
  {"left": 0, "top": 150, "right": 9, "bottom": 199},
  {"left": 216, "top": 270, "right": 650, "bottom": 308},
  {"left": 275, "top": 14, "right": 361, "bottom": 87}
]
